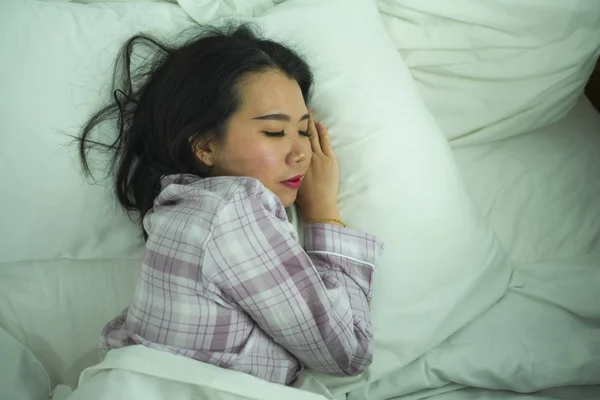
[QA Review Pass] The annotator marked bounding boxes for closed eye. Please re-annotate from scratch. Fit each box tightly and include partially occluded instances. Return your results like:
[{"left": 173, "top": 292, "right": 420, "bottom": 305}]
[
  {"left": 263, "top": 130, "right": 311, "bottom": 137},
  {"left": 263, "top": 130, "right": 285, "bottom": 137}
]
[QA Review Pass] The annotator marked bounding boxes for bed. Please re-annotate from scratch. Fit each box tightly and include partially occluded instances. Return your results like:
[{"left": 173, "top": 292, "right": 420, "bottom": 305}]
[{"left": 0, "top": 0, "right": 598, "bottom": 399}]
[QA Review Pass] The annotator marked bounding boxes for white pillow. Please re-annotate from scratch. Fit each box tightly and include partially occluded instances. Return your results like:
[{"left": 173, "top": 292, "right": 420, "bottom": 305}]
[
  {"left": 378, "top": 0, "right": 600, "bottom": 145},
  {"left": 176, "top": 0, "right": 280, "bottom": 23},
  {"left": 1, "top": 0, "right": 512, "bottom": 396},
  {"left": 0, "top": 1, "right": 197, "bottom": 263}
]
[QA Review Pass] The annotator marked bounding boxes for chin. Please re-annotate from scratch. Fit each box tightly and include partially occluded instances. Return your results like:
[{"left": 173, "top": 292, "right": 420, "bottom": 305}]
[{"left": 278, "top": 193, "right": 297, "bottom": 208}]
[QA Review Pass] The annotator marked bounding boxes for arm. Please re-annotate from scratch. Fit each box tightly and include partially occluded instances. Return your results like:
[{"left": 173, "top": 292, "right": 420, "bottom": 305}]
[
  {"left": 206, "top": 189, "right": 384, "bottom": 377},
  {"left": 303, "top": 222, "right": 378, "bottom": 326}
]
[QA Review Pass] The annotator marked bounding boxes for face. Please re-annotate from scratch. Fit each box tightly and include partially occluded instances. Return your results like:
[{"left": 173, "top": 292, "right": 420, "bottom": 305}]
[{"left": 197, "top": 69, "right": 312, "bottom": 207}]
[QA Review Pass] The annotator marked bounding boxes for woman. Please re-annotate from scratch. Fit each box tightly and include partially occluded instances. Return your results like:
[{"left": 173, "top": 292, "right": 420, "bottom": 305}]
[{"left": 78, "top": 24, "right": 384, "bottom": 386}]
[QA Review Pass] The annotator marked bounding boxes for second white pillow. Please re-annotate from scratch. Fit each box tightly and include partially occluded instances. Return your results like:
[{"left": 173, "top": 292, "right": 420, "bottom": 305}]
[{"left": 379, "top": 0, "right": 600, "bottom": 145}]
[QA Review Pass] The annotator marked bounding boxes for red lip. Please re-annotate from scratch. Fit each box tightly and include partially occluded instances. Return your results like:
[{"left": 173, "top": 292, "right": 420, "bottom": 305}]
[{"left": 281, "top": 175, "right": 303, "bottom": 190}]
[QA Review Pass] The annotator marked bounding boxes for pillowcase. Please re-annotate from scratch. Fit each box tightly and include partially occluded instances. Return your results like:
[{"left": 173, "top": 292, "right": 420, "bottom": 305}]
[
  {"left": 1, "top": 0, "right": 512, "bottom": 396},
  {"left": 182, "top": 0, "right": 512, "bottom": 394},
  {"left": 0, "top": 0, "right": 281, "bottom": 264},
  {"left": 176, "top": 0, "right": 280, "bottom": 22},
  {"left": 0, "top": 1, "right": 197, "bottom": 263},
  {"left": 378, "top": 0, "right": 600, "bottom": 145}
]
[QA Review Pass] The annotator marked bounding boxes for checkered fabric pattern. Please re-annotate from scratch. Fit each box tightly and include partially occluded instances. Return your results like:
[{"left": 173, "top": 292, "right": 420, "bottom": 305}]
[{"left": 100, "top": 174, "right": 384, "bottom": 385}]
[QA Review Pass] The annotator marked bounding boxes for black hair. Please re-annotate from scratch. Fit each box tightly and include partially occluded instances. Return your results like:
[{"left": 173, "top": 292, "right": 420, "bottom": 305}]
[{"left": 77, "top": 24, "right": 313, "bottom": 238}]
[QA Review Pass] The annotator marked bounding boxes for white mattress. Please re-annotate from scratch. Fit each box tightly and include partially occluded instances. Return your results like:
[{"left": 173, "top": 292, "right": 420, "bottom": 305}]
[{"left": 452, "top": 96, "right": 600, "bottom": 264}]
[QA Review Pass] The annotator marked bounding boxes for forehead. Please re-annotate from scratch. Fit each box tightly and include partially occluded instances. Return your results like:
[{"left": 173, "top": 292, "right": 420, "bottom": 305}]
[{"left": 236, "top": 70, "right": 307, "bottom": 117}]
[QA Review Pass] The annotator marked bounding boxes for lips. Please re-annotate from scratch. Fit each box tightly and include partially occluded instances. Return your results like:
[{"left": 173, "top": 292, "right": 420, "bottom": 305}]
[{"left": 281, "top": 175, "right": 303, "bottom": 190}]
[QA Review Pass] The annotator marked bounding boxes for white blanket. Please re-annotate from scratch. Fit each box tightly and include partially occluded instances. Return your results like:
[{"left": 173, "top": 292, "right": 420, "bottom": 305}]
[
  {"left": 65, "top": 345, "right": 337, "bottom": 400},
  {"left": 65, "top": 254, "right": 600, "bottom": 400}
]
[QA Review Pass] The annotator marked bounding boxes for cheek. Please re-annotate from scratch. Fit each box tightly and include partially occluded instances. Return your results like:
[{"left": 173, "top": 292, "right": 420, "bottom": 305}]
[
  {"left": 253, "top": 142, "right": 281, "bottom": 164},
  {"left": 220, "top": 136, "right": 283, "bottom": 176}
]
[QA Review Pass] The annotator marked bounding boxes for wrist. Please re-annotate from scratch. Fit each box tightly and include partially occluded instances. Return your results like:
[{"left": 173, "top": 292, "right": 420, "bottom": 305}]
[
  {"left": 306, "top": 217, "right": 346, "bottom": 228},
  {"left": 301, "top": 204, "right": 340, "bottom": 222}
]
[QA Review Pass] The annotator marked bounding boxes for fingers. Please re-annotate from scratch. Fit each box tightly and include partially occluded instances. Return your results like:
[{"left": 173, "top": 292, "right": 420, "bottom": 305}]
[
  {"left": 316, "top": 121, "right": 333, "bottom": 156},
  {"left": 308, "top": 111, "right": 322, "bottom": 154}
]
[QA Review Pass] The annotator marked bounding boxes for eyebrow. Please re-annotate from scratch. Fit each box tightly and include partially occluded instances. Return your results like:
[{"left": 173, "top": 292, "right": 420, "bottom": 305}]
[{"left": 252, "top": 113, "right": 310, "bottom": 122}]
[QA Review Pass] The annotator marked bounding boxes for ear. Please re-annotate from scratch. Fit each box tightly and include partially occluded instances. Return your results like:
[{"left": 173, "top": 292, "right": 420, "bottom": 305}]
[{"left": 190, "top": 135, "right": 217, "bottom": 167}]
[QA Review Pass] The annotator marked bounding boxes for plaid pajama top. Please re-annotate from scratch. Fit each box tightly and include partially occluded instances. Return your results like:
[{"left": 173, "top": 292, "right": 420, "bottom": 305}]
[{"left": 100, "top": 174, "right": 384, "bottom": 385}]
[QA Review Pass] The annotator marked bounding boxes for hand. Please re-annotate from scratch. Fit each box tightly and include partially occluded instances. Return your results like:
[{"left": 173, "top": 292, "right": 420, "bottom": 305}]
[{"left": 296, "top": 112, "right": 341, "bottom": 221}]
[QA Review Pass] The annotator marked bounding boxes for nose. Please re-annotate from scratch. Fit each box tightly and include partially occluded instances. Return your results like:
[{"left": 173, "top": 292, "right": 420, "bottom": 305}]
[{"left": 286, "top": 138, "right": 308, "bottom": 165}]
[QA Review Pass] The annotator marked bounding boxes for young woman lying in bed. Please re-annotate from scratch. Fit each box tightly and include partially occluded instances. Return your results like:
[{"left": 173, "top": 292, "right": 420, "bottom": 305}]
[{"left": 77, "top": 25, "right": 384, "bottom": 386}]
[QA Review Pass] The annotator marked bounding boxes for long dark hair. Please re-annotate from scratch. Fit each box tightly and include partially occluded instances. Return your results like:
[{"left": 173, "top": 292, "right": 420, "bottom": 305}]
[{"left": 78, "top": 24, "right": 313, "bottom": 237}]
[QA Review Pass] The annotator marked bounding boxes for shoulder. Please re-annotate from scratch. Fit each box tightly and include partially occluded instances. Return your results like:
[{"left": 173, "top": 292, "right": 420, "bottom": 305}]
[
  {"left": 144, "top": 174, "right": 288, "bottom": 238},
  {"left": 211, "top": 177, "right": 289, "bottom": 226}
]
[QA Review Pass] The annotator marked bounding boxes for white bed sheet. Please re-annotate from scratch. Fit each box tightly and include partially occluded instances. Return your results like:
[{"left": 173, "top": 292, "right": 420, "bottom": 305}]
[
  {"left": 345, "top": 253, "right": 600, "bottom": 400},
  {"left": 0, "top": 258, "right": 140, "bottom": 389},
  {"left": 452, "top": 96, "right": 600, "bottom": 265},
  {"left": 0, "top": 325, "right": 51, "bottom": 400}
]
